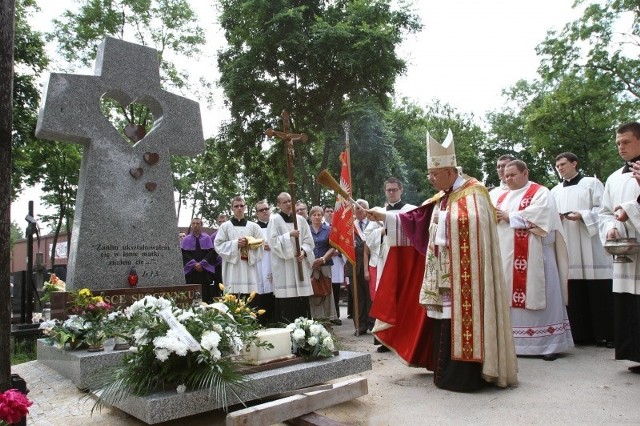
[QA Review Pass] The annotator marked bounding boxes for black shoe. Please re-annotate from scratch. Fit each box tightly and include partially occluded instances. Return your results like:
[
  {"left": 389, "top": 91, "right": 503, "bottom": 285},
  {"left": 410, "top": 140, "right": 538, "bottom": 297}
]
[
  {"left": 331, "top": 319, "right": 342, "bottom": 326},
  {"left": 354, "top": 329, "right": 367, "bottom": 336},
  {"left": 542, "top": 354, "right": 558, "bottom": 361},
  {"left": 606, "top": 341, "right": 615, "bottom": 349},
  {"left": 376, "top": 345, "right": 391, "bottom": 353},
  {"left": 628, "top": 365, "right": 640, "bottom": 374}
]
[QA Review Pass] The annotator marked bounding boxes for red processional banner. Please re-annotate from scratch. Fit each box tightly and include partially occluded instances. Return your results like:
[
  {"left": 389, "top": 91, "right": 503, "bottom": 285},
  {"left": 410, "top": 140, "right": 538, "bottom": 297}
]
[{"left": 329, "top": 151, "right": 355, "bottom": 263}]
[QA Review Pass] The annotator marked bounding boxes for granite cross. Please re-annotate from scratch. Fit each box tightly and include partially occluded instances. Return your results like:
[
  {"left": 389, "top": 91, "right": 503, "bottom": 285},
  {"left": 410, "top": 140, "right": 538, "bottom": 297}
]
[
  {"left": 35, "top": 37, "right": 205, "bottom": 290},
  {"left": 265, "top": 110, "right": 308, "bottom": 281}
]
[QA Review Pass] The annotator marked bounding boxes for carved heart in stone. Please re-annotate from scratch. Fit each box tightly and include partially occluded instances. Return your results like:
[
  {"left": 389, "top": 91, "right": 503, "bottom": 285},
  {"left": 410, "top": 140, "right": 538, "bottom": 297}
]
[
  {"left": 145, "top": 182, "right": 157, "bottom": 192},
  {"left": 129, "top": 167, "right": 144, "bottom": 179},
  {"left": 124, "top": 124, "right": 147, "bottom": 143},
  {"left": 143, "top": 152, "right": 160, "bottom": 165},
  {"left": 100, "top": 93, "right": 160, "bottom": 146}
]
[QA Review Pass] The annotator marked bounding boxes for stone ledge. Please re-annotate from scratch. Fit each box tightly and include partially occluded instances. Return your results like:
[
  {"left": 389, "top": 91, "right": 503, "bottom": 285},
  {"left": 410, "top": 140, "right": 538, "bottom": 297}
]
[
  {"left": 111, "top": 351, "right": 372, "bottom": 424},
  {"left": 37, "top": 339, "right": 126, "bottom": 389}
]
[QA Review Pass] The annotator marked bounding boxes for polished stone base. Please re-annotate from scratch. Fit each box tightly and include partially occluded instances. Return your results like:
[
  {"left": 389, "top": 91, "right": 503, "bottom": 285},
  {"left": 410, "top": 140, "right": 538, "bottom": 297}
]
[
  {"left": 111, "top": 351, "right": 371, "bottom": 424},
  {"left": 37, "top": 339, "right": 125, "bottom": 389},
  {"left": 37, "top": 340, "right": 372, "bottom": 424}
]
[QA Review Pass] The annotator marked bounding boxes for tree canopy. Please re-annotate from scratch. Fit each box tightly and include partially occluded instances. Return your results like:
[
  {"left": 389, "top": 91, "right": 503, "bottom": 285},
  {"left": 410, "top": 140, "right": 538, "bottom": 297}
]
[
  {"left": 484, "top": 0, "right": 639, "bottom": 184},
  {"left": 11, "top": 0, "right": 49, "bottom": 199},
  {"left": 12, "top": 0, "right": 640, "bottom": 227},
  {"left": 211, "top": 0, "right": 422, "bottom": 217}
]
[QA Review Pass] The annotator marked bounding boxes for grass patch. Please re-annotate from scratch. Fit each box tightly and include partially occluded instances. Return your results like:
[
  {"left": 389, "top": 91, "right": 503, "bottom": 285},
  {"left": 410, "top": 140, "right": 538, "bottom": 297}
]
[{"left": 11, "top": 336, "right": 37, "bottom": 365}]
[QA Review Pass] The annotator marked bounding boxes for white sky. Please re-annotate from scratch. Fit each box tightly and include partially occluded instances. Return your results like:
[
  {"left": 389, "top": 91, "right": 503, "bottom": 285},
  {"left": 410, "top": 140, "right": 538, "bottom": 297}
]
[{"left": 11, "top": 0, "right": 580, "bottom": 231}]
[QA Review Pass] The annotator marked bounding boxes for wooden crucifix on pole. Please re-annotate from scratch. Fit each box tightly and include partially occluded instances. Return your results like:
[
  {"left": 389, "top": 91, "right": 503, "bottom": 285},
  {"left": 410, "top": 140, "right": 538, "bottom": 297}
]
[{"left": 265, "top": 110, "right": 308, "bottom": 281}]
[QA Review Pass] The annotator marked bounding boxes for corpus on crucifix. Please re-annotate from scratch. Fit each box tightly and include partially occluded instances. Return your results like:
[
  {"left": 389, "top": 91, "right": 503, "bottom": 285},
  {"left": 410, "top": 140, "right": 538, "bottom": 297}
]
[{"left": 265, "top": 110, "right": 308, "bottom": 281}]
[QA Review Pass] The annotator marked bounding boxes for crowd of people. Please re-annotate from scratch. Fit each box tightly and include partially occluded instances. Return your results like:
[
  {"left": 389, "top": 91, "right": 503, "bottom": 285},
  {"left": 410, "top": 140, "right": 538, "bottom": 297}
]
[
  {"left": 366, "top": 121, "right": 640, "bottom": 392},
  {"left": 178, "top": 193, "right": 353, "bottom": 327},
  {"left": 177, "top": 120, "right": 640, "bottom": 393}
]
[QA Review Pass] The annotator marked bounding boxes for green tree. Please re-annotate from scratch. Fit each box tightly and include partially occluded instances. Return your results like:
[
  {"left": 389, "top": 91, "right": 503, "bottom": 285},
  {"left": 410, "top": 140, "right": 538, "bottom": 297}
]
[
  {"left": 485, "top": 72, "right": 630, "bottom": 187},
  {"left": 52, "top": 0, "right": 206, "bottom": 92},
  {"left": 484, "top": 1, "right": 639, "bottom": 187},
  {"left": 21, "top": 142, "right": 80, "bottom": 267},
  {"left": 537, "top": 0, "right": 640, "bottom": 99},
  {"left": 525, "top": 73, "right": 628, "bottom": 180},
  {"left": 11, "top": 0, "right": 49, "bottom": 198},
  {"left": 215, "top": 0, "right": 421, "bottom": 207},
  {"left": 484, "top": 80, "right": 555, "bottom": 187}
]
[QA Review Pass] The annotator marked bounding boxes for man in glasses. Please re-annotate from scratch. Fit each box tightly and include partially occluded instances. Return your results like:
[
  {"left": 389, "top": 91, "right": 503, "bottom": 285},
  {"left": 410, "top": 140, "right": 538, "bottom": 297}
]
[
  {"left": 214, "top": 195, "right": 264, "bottom": 306},
  {"left": 365, "top": 176, "right": 415, "bottom": 352},
  {"left": 368, "top": 130, "right": 517, "bottom": 392},
  {"left": 295, "top": 201, "right": 311, "bottom": 224}
]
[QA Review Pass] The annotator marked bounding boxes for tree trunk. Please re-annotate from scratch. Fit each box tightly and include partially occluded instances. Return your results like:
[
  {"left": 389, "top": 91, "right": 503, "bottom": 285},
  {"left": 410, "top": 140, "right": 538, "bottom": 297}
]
[{"left": 0, "top": 0, "right": 15, "bottom": 392}]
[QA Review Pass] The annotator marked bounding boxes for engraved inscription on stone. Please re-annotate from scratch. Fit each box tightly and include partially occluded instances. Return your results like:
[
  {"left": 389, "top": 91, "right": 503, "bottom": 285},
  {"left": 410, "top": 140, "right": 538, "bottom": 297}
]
[{"left": 95, "top": 243, "right": 172, "bottom": 278}]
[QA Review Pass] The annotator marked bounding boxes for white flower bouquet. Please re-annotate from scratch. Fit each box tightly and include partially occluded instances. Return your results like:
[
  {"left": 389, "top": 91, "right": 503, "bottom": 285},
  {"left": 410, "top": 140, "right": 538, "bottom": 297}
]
[
  {"left": 92, "top": 291, "right": 267, "bottom": 412},
  {"left": 286, "top": 317, "right": 336, "bottom": 358}
]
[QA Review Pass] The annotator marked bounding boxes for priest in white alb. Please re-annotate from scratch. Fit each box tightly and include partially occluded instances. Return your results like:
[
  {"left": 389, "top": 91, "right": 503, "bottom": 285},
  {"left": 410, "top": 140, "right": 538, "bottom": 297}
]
[
  {"left": 495, "top": 160, "right": 574, "bottom": 361},
  {"left": 214, "top": 195, "right": 264, "bottom": 297},
  {"left": 551, "top": 152, "right": 613, "bottom": 347},
  {"left": 268, "top": 192, "right": 315, "bottom": 323},
  {"left": 600, "top": 121, "right": 640, "bottom": 374}
]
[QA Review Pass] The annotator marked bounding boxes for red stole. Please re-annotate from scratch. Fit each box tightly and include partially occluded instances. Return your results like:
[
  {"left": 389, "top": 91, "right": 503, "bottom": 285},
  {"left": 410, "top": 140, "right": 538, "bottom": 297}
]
[{"left": 496, "top": 183, "right": 541, "bottom": 308}]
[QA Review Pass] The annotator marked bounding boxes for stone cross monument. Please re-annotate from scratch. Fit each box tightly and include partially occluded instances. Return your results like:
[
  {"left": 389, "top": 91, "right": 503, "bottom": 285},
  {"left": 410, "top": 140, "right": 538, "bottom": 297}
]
[{"left": 35, "top": 37, "right": 204, "bottom": 290}]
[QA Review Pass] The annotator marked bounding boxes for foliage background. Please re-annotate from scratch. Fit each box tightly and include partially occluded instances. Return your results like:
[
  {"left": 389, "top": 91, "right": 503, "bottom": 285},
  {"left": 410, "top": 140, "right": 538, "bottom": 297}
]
[{"left": 10, "top": 0, "right": 640, "bottom": 233}]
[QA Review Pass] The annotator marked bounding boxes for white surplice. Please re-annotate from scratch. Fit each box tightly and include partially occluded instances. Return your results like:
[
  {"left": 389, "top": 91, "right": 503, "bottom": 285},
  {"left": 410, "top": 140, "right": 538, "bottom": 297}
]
[
  {"left": 497, "top": 181, "right": 574, "bottom": 355},
  {"left": 214, "top": 221, "right": 264, "bottom": 294},
  {"left": 551, "top": 177, "right": 612, "bottom": 280},
  {"left": 600, "top": 168, "right": 640, "bottom": 294},
  {"left": 363, "top": 203, "right": 415, "bottom": 291},
  {"left": 267, "top": 214, "right": 314, "bottom": 298},
  {"left": 257, "top": 225, "right": 273, "bottom": 294},
  {"left": 489, "top": 181, "right": 509, "bottom": 206}
]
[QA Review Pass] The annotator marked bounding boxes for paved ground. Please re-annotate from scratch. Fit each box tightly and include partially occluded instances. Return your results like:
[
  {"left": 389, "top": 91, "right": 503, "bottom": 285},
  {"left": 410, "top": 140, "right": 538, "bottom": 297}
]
[{"left": 11, "top": 309, "right": 640, "bottom": 425}]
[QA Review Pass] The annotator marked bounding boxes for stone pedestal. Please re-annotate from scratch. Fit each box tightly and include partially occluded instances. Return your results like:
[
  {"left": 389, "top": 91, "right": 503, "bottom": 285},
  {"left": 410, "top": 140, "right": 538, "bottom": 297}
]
[
  {"left": 36, "top": 339, "right": 125, "bottom": 389},
  {"left": 112, "top": 351, "right": 371, "bottom": 424},
  {"left": 37, "top": 339, "right": 372, "bottom": 424}
]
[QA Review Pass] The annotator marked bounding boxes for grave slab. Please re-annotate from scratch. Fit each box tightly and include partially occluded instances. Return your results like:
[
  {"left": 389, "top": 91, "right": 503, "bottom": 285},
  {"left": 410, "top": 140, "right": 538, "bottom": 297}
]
[
  {"left": 37, "top": 339, "right": 125, "bottom": 389},
  {"left": 37, "top": 341, "right": 372, "bottom": 423},
  {"left": 110, "top": 351, "right": 371, "bottom": 424}
]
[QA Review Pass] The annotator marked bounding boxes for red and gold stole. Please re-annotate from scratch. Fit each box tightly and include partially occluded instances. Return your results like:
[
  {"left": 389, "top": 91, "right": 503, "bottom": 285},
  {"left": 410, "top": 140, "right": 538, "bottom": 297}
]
[
  {"left": 447, "top": 179, "right": 485, "bottom": 362},
  {"left": 496, "top": 183, "right": 541, "bottom": 308}
]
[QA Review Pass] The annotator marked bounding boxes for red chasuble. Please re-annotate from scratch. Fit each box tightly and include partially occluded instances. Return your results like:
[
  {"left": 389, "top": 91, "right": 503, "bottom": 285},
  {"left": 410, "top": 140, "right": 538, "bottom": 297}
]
[{"left": 370, "top": 203, "right": 435, "bottom": 370}]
